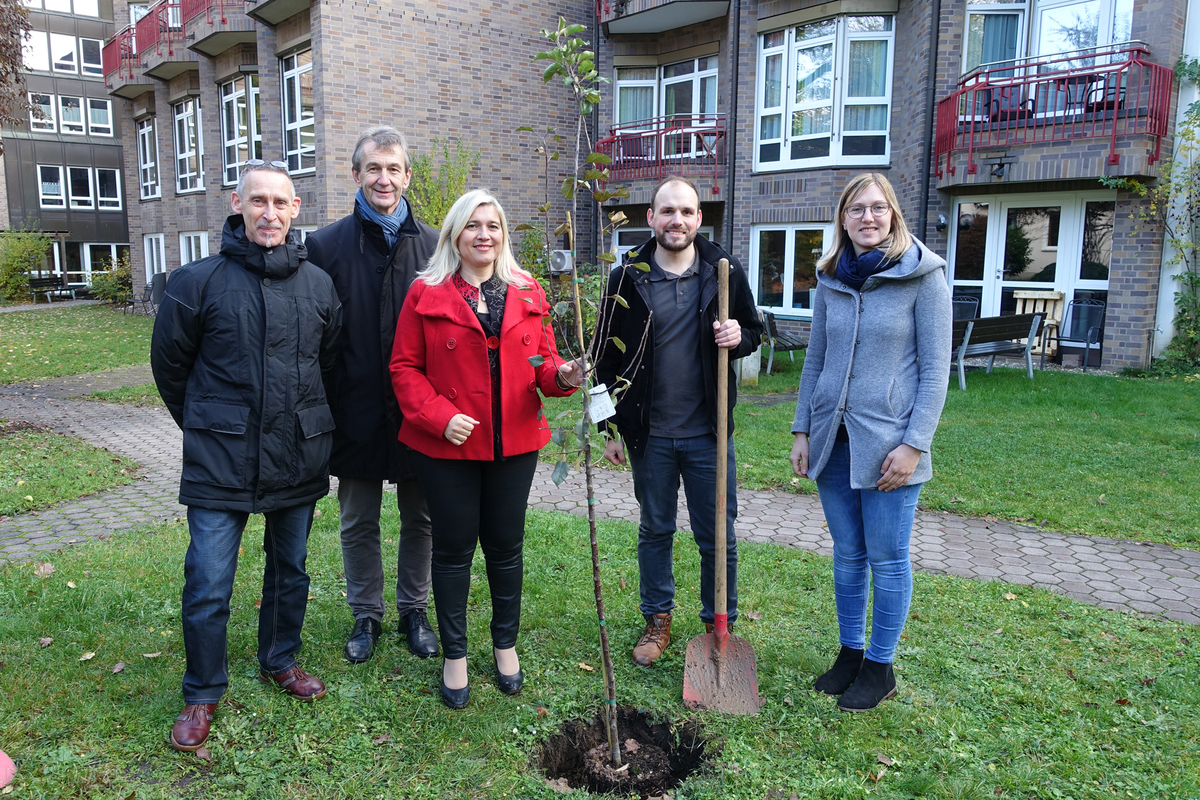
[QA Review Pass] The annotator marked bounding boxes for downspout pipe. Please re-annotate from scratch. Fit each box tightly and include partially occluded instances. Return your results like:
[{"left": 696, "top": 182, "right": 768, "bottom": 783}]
[
  {"left": 724, "top": 0, "right": 741, "bottom": 251},
  {"left": 593, "top": 17, "right": 602, "bottom": 266},
  {"left": 918, "top": 0, "right": 943, "bottom": 240}
]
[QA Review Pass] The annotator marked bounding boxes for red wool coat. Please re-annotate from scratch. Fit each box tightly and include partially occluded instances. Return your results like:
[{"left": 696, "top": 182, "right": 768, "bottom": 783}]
[{"left": 390, "top": 276, "right": 576, "bottom": 461}]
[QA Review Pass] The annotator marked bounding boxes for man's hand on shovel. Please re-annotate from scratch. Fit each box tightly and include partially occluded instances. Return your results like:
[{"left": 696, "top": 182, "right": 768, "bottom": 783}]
[{"left": 713, "top": 319, "right": 741, "bottom": 349}]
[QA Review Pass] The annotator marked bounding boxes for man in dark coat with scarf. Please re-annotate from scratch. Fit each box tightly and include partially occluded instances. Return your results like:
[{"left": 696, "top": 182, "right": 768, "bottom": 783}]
[
  {"left": 304, "top": 126, "right": 440, "bottom": 663},
  {"left": 151, "top": 161, "right": 342, "bottom": 752}
]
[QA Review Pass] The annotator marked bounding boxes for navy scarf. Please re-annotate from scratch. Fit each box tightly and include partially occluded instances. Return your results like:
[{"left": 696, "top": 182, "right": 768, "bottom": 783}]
[
  {"left": 355, "top": 189, "right": 409, "bottom": 250},
  {"left": 835, "top": 247, "right": 892, "bottom": 291}
]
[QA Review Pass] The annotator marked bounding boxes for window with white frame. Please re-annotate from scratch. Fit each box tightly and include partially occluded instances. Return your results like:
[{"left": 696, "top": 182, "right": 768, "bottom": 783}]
[
  {"left": 179, "top": 232, "right": 209, "bottom": 265},
  {"left": 23, "top": 31, "right": 49, "bottom": 72},
  {"left": 750, "top": 224, "right": 831, "bottom": 315},
  {"left": 220, "top": 74, "right": 262, "bottom": 185},
  {"left": 294, "top": 225, "right": 317, "bottom": 244},
  {"left": 173, "top": 98, "right": 203, "bottom": 192},
  {"left": 755, "top": 16, "right": 894, "bottom": 170},
  {"left": 80, "top": 38, "right": 103, "bottom": 76},
  {"left": 95, "top": 168, "right": 121, "bottom": 209},
  {"left": 88, "top": 98, "right": 112, "bottom": 135},
  {"left": 137, "top": 117, "right": 160, "bottom": 199},
  {"left": 962, "top": 0, "right": 1134, "bottom": 75},
  {"left": 614, "top": 56, "right": 719, "bottom": 126},
  {"left": 50, "top": 33, "right": 77, "bottom": 73},
  {"left": 281, "top": 50, "right": 315, "bottom": 173},
  {"left": 144, "top": 233, "right": 165, "bottom": 283},
  {"left": 68, "top": 167, "right": 92, "bottom": 208},
  {"left": 74, "top": 0, "right": 99, "bottom": 15},
  {"left": 38, "top": 165, "right": 64, "bottom": 207},
  {"left": 44, "top": 0, "right": 70, "bottom": 12},
  {"left": 59, "top": 96, "right": 83, "bottom": 133},
  {"left": 29, "top": 93, "right": 55, "bottom": 131}
]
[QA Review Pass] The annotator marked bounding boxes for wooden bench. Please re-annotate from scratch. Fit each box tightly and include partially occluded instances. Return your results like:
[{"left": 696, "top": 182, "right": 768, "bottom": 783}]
[
  {"left": 951, "top": 313, "right": 1043, "bottom": 390},
  {"left": 28, "top": 275, "right": 76, "bottom": 304}
]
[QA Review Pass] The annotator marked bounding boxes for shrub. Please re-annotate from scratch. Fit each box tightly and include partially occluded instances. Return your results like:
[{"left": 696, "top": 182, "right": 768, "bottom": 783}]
[
  {"left": 0, "top": 228, "right": 53, "bottom": 302},
  {"left": 407, "top": 137, "right": 481, "bottom": 230},
  {"left": 89, "top": 253, "right": 133, "bottom": 305}
]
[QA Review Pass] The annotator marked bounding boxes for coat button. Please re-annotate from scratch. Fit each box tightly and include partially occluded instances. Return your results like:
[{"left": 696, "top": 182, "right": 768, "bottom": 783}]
[
  {"left": 266, "top": 347, "right": 275, "bottom": 357},
  {"left": 522, "top": 333, "right": 531, "bottom": 345},
  {"left": 262, "top": 278, "right": 271, "bottom": 286},
  {"left": 487, "top": 336, "right": 500, "bottom": 349},
  {"left": 376, "top": 266, "right": 384, "bottom": 273},
  {"left": 446, "top": 338, "right": 457, "bottom": 350},
  {"left": 449, "top": 388, "right": 458, "bottom": 399},
  {"left": 528, "top": 380, "right": 536, "bottom": 392}
]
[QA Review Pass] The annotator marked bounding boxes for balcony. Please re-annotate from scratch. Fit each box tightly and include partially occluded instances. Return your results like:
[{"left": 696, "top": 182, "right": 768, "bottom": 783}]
[
  {"left": 183, "top": 0, "right": 257, "bottom": 57},
  {"left": 934, "top": 43, "right": 1173, "bottom": 187},
  {"left": 596, "top": 115, "right": 726, "bottom": 188},
  {"left": 596, "top": 0, "right": 727, "bottom": 34},
  {"left": 137, "top": 0, "right": 199, "bottom": 79},
  {"left": 102, "top": 26, "right": 155, "bottom": 98}
]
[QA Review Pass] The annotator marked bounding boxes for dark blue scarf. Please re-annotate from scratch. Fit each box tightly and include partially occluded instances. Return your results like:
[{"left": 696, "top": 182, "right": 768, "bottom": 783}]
[
  {"left": 835, "top": 247, "right": 892, "bottom": 291},
  {"left": 354, "top": 189, "right": 409, "bottom": 250}
]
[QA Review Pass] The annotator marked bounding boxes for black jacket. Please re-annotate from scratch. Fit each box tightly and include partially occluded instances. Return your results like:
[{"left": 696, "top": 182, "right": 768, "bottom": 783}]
[
  {"left": 592, "top": 235, "right": 764, "bottom": 458},
  {"left": 304, "top": 201, "right": 438, "bottom": 482},
  {"left": 151, "top": 215, "right": 343, "bottom": 512}
]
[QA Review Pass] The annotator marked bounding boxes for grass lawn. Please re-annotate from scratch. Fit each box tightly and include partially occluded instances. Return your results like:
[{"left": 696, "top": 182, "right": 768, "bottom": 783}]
[
  {"left": 545, "top": 354, "right": 1200, "bottom": 548},
  {"left": 0, "top": 423, "right": 139, "bottom": 516},
  {"left": 0, "top": 306, "right": 153, "bottom": 385},
  {"left": 0, "top": 503, "right": 1196, "bottom": 799},
  {"left": 85, "top": 384, "right": 163, "bottom": 406}
]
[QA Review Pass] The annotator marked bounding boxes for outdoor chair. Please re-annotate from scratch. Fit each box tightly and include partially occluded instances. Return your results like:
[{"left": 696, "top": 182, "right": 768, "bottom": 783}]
[
  {"left": 139, "top": 272, "right": 166, "bottom": 316},
  {"left": 951, "top": 295, "right": 979, "bottom": 321},
  {"left": 986, "top": 85, "right": 1035, "bottom": 123},
  {"left": 1041, "top": 298, "right": 1105, "bottom": 372},
  {"left": 131, "top": 282, "right": 154, "bottom": 315},
  {"left": 759, "top": 307, "right": 807, "bottom": 375}
]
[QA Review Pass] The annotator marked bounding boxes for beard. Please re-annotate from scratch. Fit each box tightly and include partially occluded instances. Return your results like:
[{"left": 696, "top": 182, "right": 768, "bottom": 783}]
[{"left": 654, "top": 227, "right": 696, "bottom": 252}]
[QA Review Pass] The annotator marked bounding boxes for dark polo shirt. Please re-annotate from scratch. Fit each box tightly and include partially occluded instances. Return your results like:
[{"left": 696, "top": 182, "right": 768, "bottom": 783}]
[{"left": 647, "top": 251, "right": 709, "bottom": 439}]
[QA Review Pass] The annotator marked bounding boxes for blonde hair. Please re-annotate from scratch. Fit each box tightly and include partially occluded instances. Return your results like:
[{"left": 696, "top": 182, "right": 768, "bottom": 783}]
[
  {"left": 817, "top": 173, "right": 914, "bottom": 276},
  {"left": 419, "top": 189, "right": 531, "bottom": 287}
]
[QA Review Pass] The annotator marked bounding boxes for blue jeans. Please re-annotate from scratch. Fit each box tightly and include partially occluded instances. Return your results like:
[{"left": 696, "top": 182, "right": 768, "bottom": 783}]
[
  {"left": 815, "top": 439, "right": 921, "bottom": 664},
  {"left": 628, "top": 434, "right": 738, "bottom": 625},
  {"left": 181, "top": 503, "right": 315, "bottom": 703}
]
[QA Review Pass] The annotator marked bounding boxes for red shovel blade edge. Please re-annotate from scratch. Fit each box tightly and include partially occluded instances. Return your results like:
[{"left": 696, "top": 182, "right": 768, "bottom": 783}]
[{"left": 682, "top": 632, "right": 761, "bottom": 715}]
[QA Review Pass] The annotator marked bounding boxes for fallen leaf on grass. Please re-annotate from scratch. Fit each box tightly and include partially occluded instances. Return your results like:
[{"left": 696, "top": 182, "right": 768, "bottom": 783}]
[
  {"left": 1115, "top": 698, "right": 1131, "bottom": 706},
  {"left": 39, "top": 637, "right": 53, "bottom": 648},
  {"left": 307, "top": 593, "right": 315, "bottom": 600},
  {"left": 578, "top": 662, "right": 594, "bottom": 671},
  {"left": 112, "top": 662, "right": 125, "bottom": 674},
  {"left": 34, "top": 561, "right": 55, "bottom": 578},
  {"left": 79, "top": 652, "right": 96, "bottom": 661},
  {"left": 869, "top": 765, "right": 888, "bottom": 782},
  {"left": 372, "top": 734, "right": 391, "bottom": 745},
  {"left": 1066, "top": 669, "right": 1077, "bottom": 680},
  {"left": 1003, "top": 593, "right": 1018, "bottom": 601},
  {"left": 195, "top": 747, "right": 212, "bottom": 762},
  {"left": 546, "top": 777, "right": 572, "bottom": 794},
  {"left": 745, "top": 611, "right": 763, "bottom": 621},
  {"left": 142, "top": 652, "right": 161, "bottom": 658},
  {"left": 536, "top": 705, "right": 549, "bottom": 718},
  {"left": 67, "top": 581, "right": 77, "bottom": 589},
  {"left": 877, "top": 753, "right": 895, "bottom": 766},
  {"left": 254, "top": 598, "right": 262, "bottom": 609},
  {"left": 619, "top": 577, "right": 626, "bottom": 590},
  {"left": 1141, "top": 676, "right": 1157, "bottom": 686}
]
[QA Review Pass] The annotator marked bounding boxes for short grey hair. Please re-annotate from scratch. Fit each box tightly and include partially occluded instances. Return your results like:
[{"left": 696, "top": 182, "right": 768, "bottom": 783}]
[
  {"left": 352, "top": 126, "right": 411, "bottom": 172},
  {"left": 236, "top": 161, "right": 293, "bottom": 199}
]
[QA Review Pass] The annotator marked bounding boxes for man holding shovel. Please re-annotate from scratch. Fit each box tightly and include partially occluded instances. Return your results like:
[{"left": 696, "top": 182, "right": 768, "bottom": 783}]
[{"left": 594, "top": 176, "right": 763, "bottom": 667}]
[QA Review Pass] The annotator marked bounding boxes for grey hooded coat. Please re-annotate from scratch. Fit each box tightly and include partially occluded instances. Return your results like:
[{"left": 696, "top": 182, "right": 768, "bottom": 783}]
[{"left": 792, "top": 240, "right": 952, "bottom": 489}]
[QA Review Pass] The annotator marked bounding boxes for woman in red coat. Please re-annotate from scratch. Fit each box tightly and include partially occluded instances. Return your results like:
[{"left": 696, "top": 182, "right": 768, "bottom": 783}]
[{"left": 390, "top": 189, "right": 581, "bottom": 709}]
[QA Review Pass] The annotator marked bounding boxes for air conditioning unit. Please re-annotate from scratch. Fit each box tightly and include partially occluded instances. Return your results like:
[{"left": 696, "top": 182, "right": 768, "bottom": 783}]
[{"left": 550, "top": 250, "right": 574, "bottom": 275}]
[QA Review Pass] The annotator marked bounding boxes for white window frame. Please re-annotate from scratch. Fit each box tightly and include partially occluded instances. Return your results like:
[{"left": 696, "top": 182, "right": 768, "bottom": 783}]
[
  {"left": 220, "top": 74, "right": 262, "bottom": 185},
  {"left": 749, "top": 223, "right": 834, "bottom": 318},
  {"left": 614, "top": 66, "right": 658, "bottom": 127},
  {"left": 137, "top": 117, "right": 161, "bottom": 199},
  {"left": 294, "top": 225, "right": 317, "bottom": 244},
  {"left": 281, "top": 50, "right": 315, "bottom": 174},
  {"left": 95, "top": 168, "right": 121, "bottom": 209},
  {"left": 44, "top": 0, "right": 70, "bottom": 12},
  {"left": 179, "top": 231, "right": 209, "bottom": 265},
  {"left": 68, "top": 166, "right": 93, "bottom": 209},
  {"left": 29, "top": 92, "right": 56, "bottom": 131},
  {"left": 143, "top": 233, "right": 165, "bottom": 283},
  {"left": 80, "top": 38, "right": 103, "bottom": 76},
  {"left": 50, "top": 33, "right": 77, "bottom": 74},
  {"left": 23, "top": 31, "right": 49, "bottom": 72},
  {"left": 82, "top": 244, "right": 123, "bottom": 285},
  {"left": 74, "top": 0, "right": 100, "bottom": 16},
  {"left": 173, "top": 98, "right": 204, "bottom": 193},
  {"left": 38, "top": 165, "right": 64, "bottom": 208},
  {"left": 87, "top": 98, "right": 112, "bottom": 136},
  {"left": 755, "top": 15, "right": 895, "bottom": 171},
  {"left": 59, "top": 95, "right": 84, "bottom": 134}
]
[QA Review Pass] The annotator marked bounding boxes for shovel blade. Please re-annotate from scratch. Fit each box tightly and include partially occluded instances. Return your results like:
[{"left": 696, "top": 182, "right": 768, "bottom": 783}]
[{"left": 682, "top": 633, "right": 760, "bottom": 715}]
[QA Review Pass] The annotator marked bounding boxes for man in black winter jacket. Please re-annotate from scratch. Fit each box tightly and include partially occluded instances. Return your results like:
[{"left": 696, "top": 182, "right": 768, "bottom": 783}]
[
  {"left": 304, "top": 127, "right": 440, "bottom": 664},
  {"left": 593, "top": 176, "right": 763, "bottom": 668},
  {"left": 152, "top": 162, "right": 342, "bottom": 753}
]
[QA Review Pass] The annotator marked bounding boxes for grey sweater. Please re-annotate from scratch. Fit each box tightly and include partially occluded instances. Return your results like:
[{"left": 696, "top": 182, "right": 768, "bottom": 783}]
[{"left": 792, "top": 240, "right": 952, "bottom": 489}]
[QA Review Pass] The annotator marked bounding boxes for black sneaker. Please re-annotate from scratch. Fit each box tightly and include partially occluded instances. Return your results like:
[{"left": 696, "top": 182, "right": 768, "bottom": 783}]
[{"left": 400, "top": 609, "right": 439, "bottom": 658}]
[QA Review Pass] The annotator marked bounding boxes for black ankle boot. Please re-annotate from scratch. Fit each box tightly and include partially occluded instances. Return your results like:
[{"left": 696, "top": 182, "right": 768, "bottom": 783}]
[
  {"left": 813, "top": 646, "right": 864, "bottom": 695},
  {"left": 837, "top": 658, "right": 896, "bottom": 712}
]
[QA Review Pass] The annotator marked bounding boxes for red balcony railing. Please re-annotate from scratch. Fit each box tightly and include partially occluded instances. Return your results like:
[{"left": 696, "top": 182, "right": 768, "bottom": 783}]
[
  {"left": 935, "top": 43, "right": 1173, "bottom": 177},
  {"left": 181, "top": 0, "right": 243, "bottom": 25},
  {"left": 596, "top": 115, "right": 726, "bottom": 185},
  {"left": 136, "top": 1, "right": 184, "bottom": 58},
  {"left": 102, "top": 25, "right": 138, "bottom": 80}
]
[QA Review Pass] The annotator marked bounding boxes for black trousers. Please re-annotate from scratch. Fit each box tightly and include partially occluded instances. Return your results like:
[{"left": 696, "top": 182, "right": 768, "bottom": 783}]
[{"left": 410, "top": 450, "right": 539, "bottom": 660}]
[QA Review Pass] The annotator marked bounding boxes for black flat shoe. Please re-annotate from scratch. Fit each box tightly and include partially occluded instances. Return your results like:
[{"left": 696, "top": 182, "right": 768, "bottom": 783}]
[
  {"left": 400, "top": 610, "right": 440, "bottom": 658},
  {"left": 440, "top": 680, "right": 470, "bottom": 709},
  {"left": 494, "top": 659, "right": 523, "bottom": 695},
  {"left": 344, "top": 617, "right": 382, "bottom": 663}
]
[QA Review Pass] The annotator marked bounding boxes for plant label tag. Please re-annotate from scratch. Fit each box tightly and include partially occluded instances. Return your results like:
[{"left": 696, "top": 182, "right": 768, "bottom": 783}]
[{"left": 588, "top": 383, "right": 616, "bottom": 422}]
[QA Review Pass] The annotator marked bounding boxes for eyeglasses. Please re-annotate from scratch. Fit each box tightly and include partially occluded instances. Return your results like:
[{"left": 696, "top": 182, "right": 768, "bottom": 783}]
[
  {"left": 243, "top": 159, "right": 290, "bottom": 173},
  {"left": 845, "top": 203, "right": 891, "bottom": 219}
]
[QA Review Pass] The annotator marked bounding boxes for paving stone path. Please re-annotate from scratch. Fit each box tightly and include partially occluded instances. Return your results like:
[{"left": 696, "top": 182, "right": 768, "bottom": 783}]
[{"left": 3, "top": 367, "right": 1198, "bottom": 626}]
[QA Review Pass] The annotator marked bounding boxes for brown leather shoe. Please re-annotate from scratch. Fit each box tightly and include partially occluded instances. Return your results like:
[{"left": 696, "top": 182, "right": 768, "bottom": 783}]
[
  {"left": 632, "top": 613, "right": 672, "bottom": 666},
  {"left": 170, "top": 703, "right": 216, "bottom": 752},
  {"left": 259, "top": 664, "right": 327, "bottom": 700}
]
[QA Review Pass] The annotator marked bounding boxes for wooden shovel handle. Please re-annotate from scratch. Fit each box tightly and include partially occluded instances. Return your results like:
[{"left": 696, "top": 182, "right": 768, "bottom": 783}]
[{"left": 714, "top": 258, "right": 730, "bottom": 640}]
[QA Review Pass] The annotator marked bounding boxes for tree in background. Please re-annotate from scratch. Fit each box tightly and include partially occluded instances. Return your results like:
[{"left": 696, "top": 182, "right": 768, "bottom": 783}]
[
  {"left": 406, "top": 137, "right": 481, "bottom": 229},
  {"left": 0, "top": 0, "right": 33, "bottom": 150},
  {"left": 0, "top": 229, "right": 52, "bottom": 302}
]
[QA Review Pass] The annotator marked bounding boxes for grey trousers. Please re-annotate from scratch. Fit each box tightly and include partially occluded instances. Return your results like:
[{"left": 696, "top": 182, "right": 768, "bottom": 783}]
[{"left": 337, "top": 477, "right": 433, "bottom": 622}]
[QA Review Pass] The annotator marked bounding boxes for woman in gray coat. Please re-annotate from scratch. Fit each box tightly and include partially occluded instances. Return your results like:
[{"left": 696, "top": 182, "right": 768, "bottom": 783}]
[{"left": 790, "top": 173, "right": 951, "bottom": 711}]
